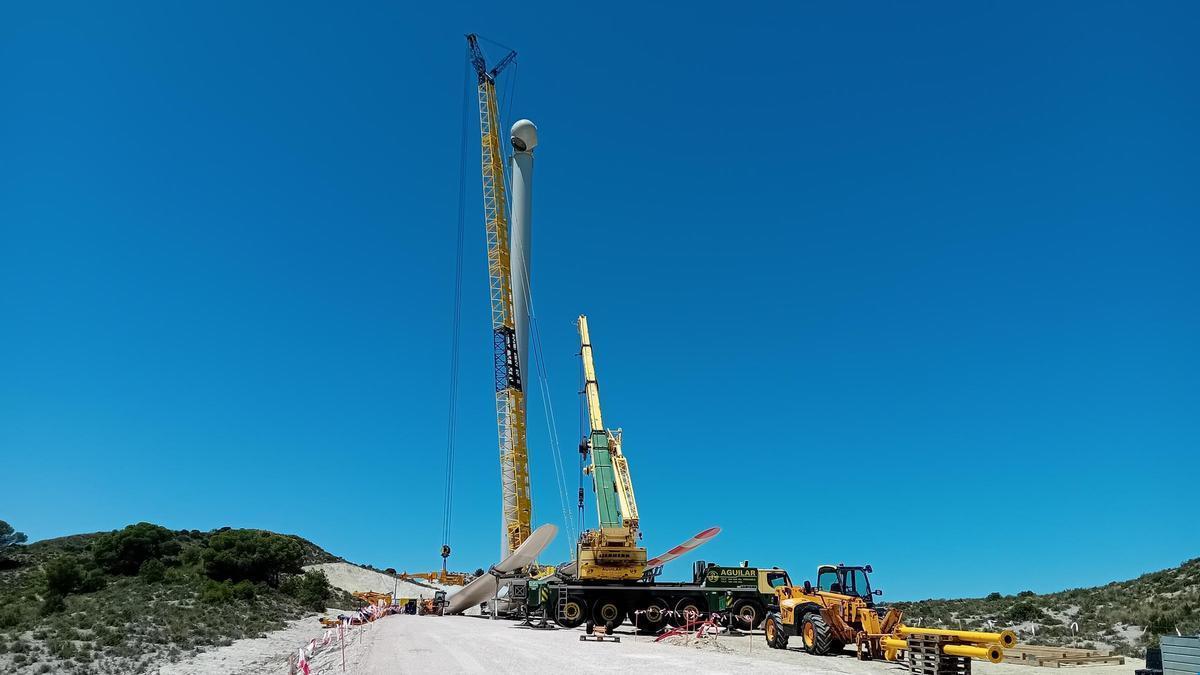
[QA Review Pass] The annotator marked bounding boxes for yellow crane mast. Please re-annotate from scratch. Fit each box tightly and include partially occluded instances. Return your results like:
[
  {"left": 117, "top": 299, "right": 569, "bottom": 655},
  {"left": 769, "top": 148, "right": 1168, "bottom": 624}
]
[{"left": 466, "top": 34, "right": 531, "bottom": 555}]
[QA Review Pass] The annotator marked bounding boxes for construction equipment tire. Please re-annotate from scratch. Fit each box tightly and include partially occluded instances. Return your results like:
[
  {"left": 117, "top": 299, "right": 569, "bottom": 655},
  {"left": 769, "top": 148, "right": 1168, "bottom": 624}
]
[
  {"left": 670, "top": 597, "right": 704, "bottom": 627},
  {"left": 765, "top": 614, "right": 788, "bottom": 649},
  {"left": 731, "top": 599, "right": 764, "bottom": 630},
  {"left": 592, "top": 596, "right": 625, "bottom": 631},
  {"left": 800, "top": 613, "right": 835, "bottom": 655},
  {"left": 555, "top": 597, "right": 588, "bottom": 629},
  {"left": 632, "top": 597, "right": 669, "bottom": 634}
]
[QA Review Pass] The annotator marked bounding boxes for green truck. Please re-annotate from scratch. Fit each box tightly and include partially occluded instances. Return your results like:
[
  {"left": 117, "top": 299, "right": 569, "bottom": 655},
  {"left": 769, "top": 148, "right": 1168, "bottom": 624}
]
[{"left": 529, "top": 561, "right": 792, "bottom": 632}]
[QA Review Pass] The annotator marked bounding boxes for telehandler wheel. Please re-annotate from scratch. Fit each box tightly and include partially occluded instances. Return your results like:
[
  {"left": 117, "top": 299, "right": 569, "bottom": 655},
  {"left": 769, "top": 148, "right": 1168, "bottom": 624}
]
[
  {"left": 800, "top": 613, "right": 836, "bottom": 655},
  {"left": 670, "top": 597, "right": 704, "bottom": 627},
  {"left": 731, "top": 599, "right": 763, "bottom": 630},
  {"left": 555, "top": 597, "right": 588, "bottom": 629},
  {"left": 765, "top": 615, "right": 788, "bottom": 649},
  {"left": 632, "top": 598, "right": 669, "bottom": 634},
  {"left": 592, "top": 597, "right": 625, "bottom": 631}
]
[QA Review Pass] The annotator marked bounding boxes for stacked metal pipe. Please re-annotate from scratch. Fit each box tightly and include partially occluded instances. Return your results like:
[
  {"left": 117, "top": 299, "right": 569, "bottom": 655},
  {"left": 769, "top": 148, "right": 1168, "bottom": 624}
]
[{"left": 881, "top": 626, "right": 1017, "bottom": 664}]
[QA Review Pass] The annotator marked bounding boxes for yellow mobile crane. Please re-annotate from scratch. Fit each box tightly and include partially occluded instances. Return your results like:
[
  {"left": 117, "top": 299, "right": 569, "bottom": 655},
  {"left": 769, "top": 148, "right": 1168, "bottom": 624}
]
[
  {"left": 576, "top": 315, "right": 647, "bottom": 580},
  {"left": 466, "top": 34, "right": 531, "bottom": 555}
]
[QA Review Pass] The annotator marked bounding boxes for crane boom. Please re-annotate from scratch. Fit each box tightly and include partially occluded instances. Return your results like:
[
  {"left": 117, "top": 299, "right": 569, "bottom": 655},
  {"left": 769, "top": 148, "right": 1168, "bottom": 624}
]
[
  {"left": 576, "top": 316, "right": 646, "bottom": 581},
  {"left": 467, "top": 33, "right": 531, "bottom": 555}
]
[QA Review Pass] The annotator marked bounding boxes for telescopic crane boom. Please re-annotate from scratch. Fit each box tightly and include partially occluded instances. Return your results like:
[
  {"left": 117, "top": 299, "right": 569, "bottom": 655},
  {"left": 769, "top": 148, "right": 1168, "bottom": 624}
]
[{"left": 576, "top": 316, "right": 647, "bottom": 581}]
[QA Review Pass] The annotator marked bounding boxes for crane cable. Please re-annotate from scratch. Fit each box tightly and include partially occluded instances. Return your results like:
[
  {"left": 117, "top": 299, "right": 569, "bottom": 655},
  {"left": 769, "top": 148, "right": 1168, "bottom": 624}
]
[
  {"left": 441, "top": 49, "right": 472, "bottom": 556},
  {"left": 514, "top": 256, "right": 578, "bottom": 555}
]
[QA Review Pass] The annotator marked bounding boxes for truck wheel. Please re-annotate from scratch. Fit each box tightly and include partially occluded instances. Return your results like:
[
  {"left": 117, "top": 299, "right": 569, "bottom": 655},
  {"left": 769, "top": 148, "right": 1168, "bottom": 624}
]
[
  {"left": 555, "top": 597, "right": 588, "bottom": 629},
  {"left": 731, "top": 599, "right": 763, "bottom": 630},
  {"left": 592, "top": 597, "right": 625, "bottom": 631},
  {"left": 800, "top": 613, "right": 835, "bottom": 655},
  {"left": 671, "top": 597, "right": 704, "bottom": 627},
  {"left": 765, "top": 615, "right": 788, "bottom": 649},
  {"left": 632, "top": 598, "right": 669, "bottom": 633}
]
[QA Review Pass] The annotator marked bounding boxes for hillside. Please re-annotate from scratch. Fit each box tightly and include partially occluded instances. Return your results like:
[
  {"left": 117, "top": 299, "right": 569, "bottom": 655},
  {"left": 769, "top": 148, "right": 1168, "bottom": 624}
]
[
  {"left": 0, "top": 523, "right": 362, "bottom": 674},
  {"left": 891, "top": 557, "right": 1200, "bottom": 657}
]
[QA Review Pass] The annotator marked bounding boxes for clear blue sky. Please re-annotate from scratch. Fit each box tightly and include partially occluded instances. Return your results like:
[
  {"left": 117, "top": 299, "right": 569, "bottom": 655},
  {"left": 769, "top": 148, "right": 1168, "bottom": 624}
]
[{"left": 2, "top": 1, "right": 1196, "bottom": 600}]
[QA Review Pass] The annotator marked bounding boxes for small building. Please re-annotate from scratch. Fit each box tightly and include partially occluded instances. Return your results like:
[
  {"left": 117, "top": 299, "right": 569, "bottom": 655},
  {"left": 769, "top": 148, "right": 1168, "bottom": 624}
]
[{"left": 1161, "top": 635, "right": 1200, "bottom": 675}]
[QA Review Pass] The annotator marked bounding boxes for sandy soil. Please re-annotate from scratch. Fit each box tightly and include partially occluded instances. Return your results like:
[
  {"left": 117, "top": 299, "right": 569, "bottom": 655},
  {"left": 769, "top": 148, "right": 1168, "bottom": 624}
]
[
  {"left": 156, "top": 608, "right": 350, "bottom": 675},
  {"left": 349, "top": 617, "right": 1144, "bottom": 675},
  {"left": 303, "top": 563, "right": 454, "bottom": 600},
  {"left": 158, "top": 610, "right": 1147, "bottom": 674}
]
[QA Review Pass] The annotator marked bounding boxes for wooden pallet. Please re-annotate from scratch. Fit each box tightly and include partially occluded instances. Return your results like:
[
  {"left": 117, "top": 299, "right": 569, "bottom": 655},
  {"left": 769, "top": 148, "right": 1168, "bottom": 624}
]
[
  {"left": 1004, "top": 644, "right": 1125, "bottom": 668},
  {"left": 906, "top": 634, "right": 971, "bottom": 675}
]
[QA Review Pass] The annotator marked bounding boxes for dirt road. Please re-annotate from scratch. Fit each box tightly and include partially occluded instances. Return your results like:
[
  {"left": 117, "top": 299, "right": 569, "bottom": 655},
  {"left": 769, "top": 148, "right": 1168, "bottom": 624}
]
[
  {"left": 338, "top": 615, "right": 1143, "bottom": 675},
  {"left": 160, "top": 611, "right": 1145, "bottom": 674},
  {"left": 351, "top": 615, "right": 806, "bottom": 674}
]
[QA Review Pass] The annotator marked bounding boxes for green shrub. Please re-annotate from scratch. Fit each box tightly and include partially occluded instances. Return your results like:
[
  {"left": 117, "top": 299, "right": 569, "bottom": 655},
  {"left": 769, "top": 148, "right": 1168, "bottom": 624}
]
[
  {"left": 280, "top": 570, "right": 331, "bottom": 611},
  {"left": 40, "top": 593, "right": 66, "bottom": 616},
  {"left": 49, "top": 637, "right": 78, "bottom": 659},
  {"left": 180, "top": 545, "right": 204, "bottom": 567},
  {"left": 200, "top": 580, "right": 233, "bottom": 604},
  {"left": 1006, "top": 602, "right": 1046, "bottom": 622},
  {"left": 92, "top": 523, "right": 180, "bottom": 575},
  {"left": 45, "top": 557, "right": 83, "bottom": 596},
  {"left": 139, "top": 559, "right": 166, "bottom": 583},
  {"left": 986, "top": 592, "right": 1003, "bottom": 601},
  {"left": 78, "top": 569, "right": 107, "bottom": 593},
  {"left": 0, "top": 605, "right": 21, "bottom": 629},
  {"left": 231, "top": 580, "right": 256, "bottom": 601},
  {"left": 202, "top": 530, "right": 302, "bottom": 585}
]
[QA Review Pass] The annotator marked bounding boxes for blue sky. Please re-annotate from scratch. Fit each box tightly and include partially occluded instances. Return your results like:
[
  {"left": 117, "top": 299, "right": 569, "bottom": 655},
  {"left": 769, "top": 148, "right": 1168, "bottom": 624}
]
[{"left": 2, "top": 1, "right": 1196, "bottom": 600}]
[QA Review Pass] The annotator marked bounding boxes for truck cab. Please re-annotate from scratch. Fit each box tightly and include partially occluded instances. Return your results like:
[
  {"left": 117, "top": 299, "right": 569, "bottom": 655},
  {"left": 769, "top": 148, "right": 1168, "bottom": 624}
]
[{"left": 693, "top": 561, "right": 792, "bottom": 629}]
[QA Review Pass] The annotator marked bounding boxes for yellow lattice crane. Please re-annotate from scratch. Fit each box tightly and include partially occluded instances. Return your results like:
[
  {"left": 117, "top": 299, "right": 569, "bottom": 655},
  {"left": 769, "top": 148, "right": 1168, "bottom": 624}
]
[{"left": 466, "top": 34, "right": 531, "bottom": 555}]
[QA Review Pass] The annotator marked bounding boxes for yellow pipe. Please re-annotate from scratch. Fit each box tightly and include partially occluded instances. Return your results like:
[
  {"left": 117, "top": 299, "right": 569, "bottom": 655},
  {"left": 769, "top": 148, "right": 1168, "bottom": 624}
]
[
  {"left": 884, "top": 637, "right": 1004, "bottom": 664},
  {"left": 896, "top": 626, "right": 1017, "bottom": 648},
  {"left": 944, "top": 644, "right": 1004, "bottom": 664}
]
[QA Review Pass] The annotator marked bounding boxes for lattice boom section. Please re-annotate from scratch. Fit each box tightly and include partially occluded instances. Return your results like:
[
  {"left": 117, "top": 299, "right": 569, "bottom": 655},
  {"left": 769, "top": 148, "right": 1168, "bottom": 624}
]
[{"left": 476, "top": 77, "right": 531, "bottom": 554}]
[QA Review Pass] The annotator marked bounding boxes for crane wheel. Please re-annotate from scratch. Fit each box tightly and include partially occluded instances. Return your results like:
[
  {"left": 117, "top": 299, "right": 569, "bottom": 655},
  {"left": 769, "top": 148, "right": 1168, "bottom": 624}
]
[
  {"left": 731, "top": 599, "right": 763, "bottom": 630},
  {"left": 632, "top": 598, "right": 669, "bottom": 634},
  {"left": 669, "top": 597, "right": 704, "bottom": 627},
  {"left": 765, "top": 614, "right": 788, "bottom": 649},
  {"left": 592, "top": 597, "right": 625, "bottom": 631},
  {"left": 800, "top": 613, "right": 835, "bottom": 655},
  {"left": 555, "top": 598, "right": 588, "bottom": 629}
]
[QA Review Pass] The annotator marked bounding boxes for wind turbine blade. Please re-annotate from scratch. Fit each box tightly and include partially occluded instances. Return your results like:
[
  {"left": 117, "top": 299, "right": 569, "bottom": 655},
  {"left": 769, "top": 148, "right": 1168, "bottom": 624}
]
[
  {"left": 495, "top": 523, "right": 557, "bottom": 573},
  {"left": 443, "top": 524, "right": 557, "bottom": 615},
  {"left": 445, "top": 573, "right": 499, "bottom": 614},
  {"left": 644, "top": 526, "right": 721, "bottom": 570}
]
